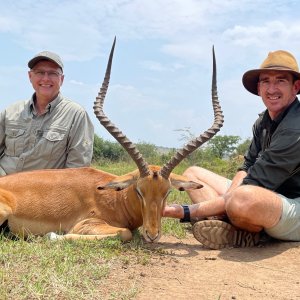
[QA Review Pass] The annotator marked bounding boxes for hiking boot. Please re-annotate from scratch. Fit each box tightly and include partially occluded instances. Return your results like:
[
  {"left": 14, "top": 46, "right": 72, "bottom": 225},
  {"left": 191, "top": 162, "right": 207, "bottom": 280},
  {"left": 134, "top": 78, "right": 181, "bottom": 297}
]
[
  {"left": 190, "top": 214, "right": 230, "bottom": 226},
  {"left": 192, "top": 220, "right": 260, "bottom": 250}
]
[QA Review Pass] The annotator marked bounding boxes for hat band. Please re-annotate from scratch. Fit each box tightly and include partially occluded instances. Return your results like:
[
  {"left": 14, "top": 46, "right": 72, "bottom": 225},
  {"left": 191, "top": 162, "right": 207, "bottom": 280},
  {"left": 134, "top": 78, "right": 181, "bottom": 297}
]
[{"left": 264, "top": 65, "right": 296, "bottom": 71}]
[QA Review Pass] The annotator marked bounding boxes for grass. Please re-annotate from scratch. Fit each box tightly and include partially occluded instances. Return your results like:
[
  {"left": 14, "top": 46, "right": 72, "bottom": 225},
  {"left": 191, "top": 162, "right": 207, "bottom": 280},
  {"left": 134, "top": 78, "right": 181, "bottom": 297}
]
[
  {"left": 0, "top": 163, "right": 193, "bottom": 299},
  {"left": 92, "top": 160, "right": 190, "bottom": 177},
  {"left": 0, "top": 232, "right": 154, "bottom": 299},
  {"left": 93, "top": 161, "right": 137, "bottom": 176},
  {"left": 0, "top": 216, "right": 189, "bottom": 299}
]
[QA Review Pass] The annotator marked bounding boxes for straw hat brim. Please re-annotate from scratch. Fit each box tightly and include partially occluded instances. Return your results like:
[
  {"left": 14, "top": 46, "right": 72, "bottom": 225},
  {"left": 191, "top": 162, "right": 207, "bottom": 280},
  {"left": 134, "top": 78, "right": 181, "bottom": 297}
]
[{"left": 242, "top": 68, "right": 300, "bottom": 95}]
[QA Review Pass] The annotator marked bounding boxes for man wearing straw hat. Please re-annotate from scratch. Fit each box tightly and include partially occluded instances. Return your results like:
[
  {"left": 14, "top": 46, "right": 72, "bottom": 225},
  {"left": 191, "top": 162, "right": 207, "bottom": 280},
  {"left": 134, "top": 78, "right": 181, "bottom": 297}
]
[{"left": 163, "top": 50, "right": 300, "bottom": 250}]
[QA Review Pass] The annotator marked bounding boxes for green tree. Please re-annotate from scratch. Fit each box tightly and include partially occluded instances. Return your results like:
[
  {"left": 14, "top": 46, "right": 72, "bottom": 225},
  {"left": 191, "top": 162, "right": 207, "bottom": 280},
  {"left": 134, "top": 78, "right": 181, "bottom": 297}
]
[
  {"left": 136, "top": 141, "right": 159, "bottom": 162},
  {"left": 92, "top": 134, "right": 127, "bottom": 162},
  {"left": 235, "top": 138, "right": 251, "bottom": 156},
  {"left": 207, "top": 135, "right": 241, "bottom": 159}
]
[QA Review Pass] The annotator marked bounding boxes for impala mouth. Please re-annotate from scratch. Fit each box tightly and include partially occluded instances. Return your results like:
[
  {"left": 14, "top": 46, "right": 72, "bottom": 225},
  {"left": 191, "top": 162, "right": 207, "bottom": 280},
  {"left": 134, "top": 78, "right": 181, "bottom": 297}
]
[{"left": 144, "top": 230, "right": 160, "bottom": 243}]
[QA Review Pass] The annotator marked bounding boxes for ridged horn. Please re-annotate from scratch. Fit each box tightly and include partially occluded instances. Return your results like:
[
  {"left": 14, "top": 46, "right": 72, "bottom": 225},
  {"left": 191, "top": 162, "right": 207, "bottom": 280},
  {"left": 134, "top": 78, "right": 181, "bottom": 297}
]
[
  {"left": 93, "top": 37, "right": 150, "bottom": 178},
  {"left": 160, "top": 46, "right": 224, "bottom": 179}
]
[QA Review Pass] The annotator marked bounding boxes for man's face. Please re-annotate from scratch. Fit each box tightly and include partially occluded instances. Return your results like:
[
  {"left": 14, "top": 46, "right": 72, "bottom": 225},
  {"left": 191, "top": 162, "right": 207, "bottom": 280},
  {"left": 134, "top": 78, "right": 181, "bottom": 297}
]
[
  {"left": 257, "top": 70, "right": 300, "bottom": 119},
  {"left": 28, "top": 60, "right": 64, "bottom": 102}
]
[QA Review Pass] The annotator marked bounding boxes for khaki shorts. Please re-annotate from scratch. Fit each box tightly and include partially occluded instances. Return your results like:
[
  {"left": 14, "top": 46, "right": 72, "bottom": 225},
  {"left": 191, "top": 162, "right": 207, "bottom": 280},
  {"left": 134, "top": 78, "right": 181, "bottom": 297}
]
[
  {"left": 226, "top": 180, "right": 300, "bottom": 241},
  {"left": 265, "top": 195, "right": 300, "bottom": 241}
]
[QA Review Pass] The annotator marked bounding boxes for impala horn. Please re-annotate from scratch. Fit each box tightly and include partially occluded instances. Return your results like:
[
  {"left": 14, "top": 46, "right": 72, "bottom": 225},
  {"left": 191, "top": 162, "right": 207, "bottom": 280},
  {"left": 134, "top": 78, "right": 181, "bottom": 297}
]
[
  {"left": 93, "top": 37, "right": 151, "bottom": 178},
  {"left": 160, "top": 46, "right": 224, "bottom": 179}
]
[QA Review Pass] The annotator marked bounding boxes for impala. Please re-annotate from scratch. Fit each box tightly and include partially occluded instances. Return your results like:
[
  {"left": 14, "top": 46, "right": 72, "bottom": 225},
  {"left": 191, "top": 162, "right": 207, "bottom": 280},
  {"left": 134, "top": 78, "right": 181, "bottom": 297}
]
[{"left": 0, "top": 38, "right": 223, "bottom": 242}]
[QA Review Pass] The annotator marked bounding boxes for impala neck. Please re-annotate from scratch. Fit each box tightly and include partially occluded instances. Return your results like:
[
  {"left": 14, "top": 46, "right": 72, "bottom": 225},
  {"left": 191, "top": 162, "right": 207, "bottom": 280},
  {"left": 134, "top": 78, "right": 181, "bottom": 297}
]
[{"left": 121, "top": 186, "right": 143, "bottom": 230}]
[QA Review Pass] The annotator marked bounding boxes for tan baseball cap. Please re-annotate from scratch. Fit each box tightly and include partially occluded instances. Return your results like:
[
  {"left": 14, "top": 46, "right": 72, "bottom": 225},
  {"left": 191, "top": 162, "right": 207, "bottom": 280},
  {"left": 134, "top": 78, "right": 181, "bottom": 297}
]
[{"left": 28, "top": 51, "right": 64, "bottom": 71}]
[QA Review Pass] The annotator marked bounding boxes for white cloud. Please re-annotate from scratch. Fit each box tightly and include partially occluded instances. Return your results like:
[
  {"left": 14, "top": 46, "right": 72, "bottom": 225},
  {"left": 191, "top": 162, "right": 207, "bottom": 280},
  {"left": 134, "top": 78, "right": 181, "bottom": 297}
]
[
  {"left": 223, "top": 21, "right": 300, "bottom": 48},
  {"left": 1, "top": 1, "right": 299, "bottom": 63},
  {"left": 1, "top": 0, "right": 300, "bottom": 147},
  {"left": 0, "top": 16, "right": 20, "bottom": 32},
  {"left": 140, "top": 60, "right": 185, "bottom": 72},
  {"left": 140, "top": 61, "right": 166, "bottom": 72},
  {"left": 69, "top": 80, "right": 84, "bottom": 86}
]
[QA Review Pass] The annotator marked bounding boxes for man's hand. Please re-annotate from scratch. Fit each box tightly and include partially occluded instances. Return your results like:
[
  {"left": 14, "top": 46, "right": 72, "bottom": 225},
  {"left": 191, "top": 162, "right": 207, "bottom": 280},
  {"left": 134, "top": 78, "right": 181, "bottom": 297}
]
[{"left": 162, "top": 204, "right": 184, "bottom": 219}]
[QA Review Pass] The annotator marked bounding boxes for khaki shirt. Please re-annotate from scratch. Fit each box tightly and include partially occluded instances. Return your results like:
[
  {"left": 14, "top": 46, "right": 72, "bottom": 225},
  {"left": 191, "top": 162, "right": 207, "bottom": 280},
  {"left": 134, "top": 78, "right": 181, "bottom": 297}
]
[{"left": 0, "top": 93, "right": 94, "bottom": 175}]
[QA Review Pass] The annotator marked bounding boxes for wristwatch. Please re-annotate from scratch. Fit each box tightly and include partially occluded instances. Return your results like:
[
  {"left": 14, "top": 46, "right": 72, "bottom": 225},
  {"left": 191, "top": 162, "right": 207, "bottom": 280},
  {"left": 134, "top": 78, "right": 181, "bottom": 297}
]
[{"left": 180, "top": 205, "right": 191, "bottom": 223}]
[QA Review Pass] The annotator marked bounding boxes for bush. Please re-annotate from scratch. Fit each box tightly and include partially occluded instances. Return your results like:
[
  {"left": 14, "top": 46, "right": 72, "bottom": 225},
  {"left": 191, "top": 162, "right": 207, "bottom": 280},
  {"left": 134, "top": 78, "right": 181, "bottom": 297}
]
[
  {"left": 92, "top": 134, "right": 127, "bottom": 162},
  {"left": 92, "top": 134, "right": 246, "bottom": 178}
]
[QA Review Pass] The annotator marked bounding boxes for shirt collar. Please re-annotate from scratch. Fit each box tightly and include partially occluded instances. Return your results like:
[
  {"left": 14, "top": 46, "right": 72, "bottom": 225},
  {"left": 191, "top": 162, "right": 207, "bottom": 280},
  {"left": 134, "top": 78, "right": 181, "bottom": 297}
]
[
  {"left": 29, "top": 92, "right": 63, "bottom": 115},
  {"left": 261, "top": 97, "right": 299, "bottom": 126}
]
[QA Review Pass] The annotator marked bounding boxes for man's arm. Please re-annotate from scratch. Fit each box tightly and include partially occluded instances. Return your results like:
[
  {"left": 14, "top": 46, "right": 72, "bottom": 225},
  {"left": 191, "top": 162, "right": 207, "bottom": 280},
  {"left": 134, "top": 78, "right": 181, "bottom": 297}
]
[
  {"left": 227, "top": 170, "right": 247, "bottom": 193},
  {"left": 244, "top": 128, "right": 300, "bottom": 190},
  {"left": 65, "top": 110, "right": 94, "bottom": 168}
]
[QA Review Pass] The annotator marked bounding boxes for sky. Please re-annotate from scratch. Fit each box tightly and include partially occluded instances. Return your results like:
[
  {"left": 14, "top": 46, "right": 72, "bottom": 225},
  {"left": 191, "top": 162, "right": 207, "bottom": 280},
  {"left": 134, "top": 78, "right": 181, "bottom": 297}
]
[{"left": 1, "top": 0, "right": 300, "bottom": 148}]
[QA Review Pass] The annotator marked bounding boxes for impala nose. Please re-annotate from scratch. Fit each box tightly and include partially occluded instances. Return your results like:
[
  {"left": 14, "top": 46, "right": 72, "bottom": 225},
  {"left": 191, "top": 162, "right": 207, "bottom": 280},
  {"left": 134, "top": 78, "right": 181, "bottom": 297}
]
[{"left": 145, "top": 230, "right": 160, "bottom": 243}]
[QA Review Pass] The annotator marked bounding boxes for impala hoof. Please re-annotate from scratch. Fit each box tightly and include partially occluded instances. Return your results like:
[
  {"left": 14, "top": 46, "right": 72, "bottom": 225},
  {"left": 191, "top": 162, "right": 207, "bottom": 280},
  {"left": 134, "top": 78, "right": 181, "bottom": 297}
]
[{"left": 45, "top": 232, "right": 60, "bottom": 240}]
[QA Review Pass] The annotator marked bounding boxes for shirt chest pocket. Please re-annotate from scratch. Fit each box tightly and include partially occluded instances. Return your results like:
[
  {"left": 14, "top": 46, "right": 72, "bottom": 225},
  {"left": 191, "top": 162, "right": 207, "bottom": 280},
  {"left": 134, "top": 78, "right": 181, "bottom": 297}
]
[
  {"left": 40, "top": 129, "right": 68, "bottom": 160},
  {"left": 44, "top": 131, "right": 65, "bottom": 142},
  {"left": 5, "top": 128, "right": 26, "bottom": 157}
]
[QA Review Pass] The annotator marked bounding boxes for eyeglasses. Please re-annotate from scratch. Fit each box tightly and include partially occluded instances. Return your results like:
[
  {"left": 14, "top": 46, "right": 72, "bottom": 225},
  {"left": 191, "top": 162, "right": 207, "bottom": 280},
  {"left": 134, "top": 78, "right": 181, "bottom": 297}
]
[{"left": 30, "top": 69, "right": 63, "bottom": 79}]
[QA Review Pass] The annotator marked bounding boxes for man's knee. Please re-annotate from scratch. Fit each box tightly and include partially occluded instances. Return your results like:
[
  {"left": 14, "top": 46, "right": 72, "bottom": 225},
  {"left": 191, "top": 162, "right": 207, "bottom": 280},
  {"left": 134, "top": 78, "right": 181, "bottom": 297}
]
[
  {"left": 183, "top": 166, "right": 206, "bottom": 180},
  {"left": 225, "top": 185, "right": 254, "bottom": 217}
]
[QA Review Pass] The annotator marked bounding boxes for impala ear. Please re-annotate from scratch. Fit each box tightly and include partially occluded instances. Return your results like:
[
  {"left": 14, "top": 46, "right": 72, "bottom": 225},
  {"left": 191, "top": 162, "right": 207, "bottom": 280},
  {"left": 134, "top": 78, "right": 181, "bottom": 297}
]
[
  {"left": 97, "top": 174, "right": 137, "bottom": 191},
  {"left": 170, "top": 179, "right": 203, "bottom": 191},
  {"left": 169, "top": 173, "right": 203, "bottom": 191}
]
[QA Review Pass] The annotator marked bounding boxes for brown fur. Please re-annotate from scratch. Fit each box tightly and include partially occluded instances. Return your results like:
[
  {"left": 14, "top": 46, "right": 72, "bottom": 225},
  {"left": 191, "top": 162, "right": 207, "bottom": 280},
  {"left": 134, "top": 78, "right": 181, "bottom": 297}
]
[{"left": 0, "top": 165, "right": 202, "bottom": 242}]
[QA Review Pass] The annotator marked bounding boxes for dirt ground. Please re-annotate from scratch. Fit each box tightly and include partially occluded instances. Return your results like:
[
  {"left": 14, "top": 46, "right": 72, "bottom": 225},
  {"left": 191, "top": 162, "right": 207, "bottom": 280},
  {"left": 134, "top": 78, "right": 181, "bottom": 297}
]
[{"left": 104, "top": 232, "right": 300, "bottom": 300}]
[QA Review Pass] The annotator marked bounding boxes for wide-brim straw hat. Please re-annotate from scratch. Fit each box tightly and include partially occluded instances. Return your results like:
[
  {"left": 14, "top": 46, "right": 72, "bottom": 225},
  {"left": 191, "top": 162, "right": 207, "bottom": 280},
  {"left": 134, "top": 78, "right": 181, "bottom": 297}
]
[{"left": 242, "top": 50, "right": 300, "bottom": 95}]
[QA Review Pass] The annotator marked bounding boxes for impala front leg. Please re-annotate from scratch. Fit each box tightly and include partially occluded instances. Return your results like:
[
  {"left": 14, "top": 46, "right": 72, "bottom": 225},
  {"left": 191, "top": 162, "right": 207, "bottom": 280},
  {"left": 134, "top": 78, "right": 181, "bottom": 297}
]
[{"left": 47, "top": 218, "right": 133, "bottom": 242}]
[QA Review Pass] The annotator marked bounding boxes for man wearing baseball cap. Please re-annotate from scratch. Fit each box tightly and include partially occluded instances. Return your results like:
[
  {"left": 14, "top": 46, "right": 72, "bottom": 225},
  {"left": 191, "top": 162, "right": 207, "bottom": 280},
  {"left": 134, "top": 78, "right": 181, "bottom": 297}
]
[
  {"left": 163, "top": 50, "right": 300, "bottom": 249},
  {"left": 0, "top": 50, "right": 94, "bottom": 175}
]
